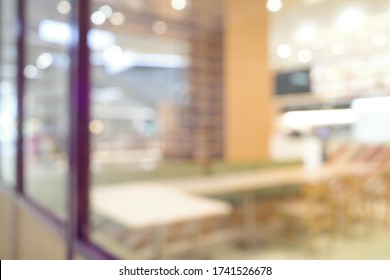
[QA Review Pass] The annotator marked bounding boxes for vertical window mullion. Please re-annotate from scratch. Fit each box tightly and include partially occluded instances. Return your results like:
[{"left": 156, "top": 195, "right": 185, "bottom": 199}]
[
  {"left": 68, "top": 0, "right": 91, "bottom": 259},
  {"left": 0, "top": 0, "right": 2, "bottom": 182},
  {"left": 16, "top": 0, "right": 25, "bottom": 195}
]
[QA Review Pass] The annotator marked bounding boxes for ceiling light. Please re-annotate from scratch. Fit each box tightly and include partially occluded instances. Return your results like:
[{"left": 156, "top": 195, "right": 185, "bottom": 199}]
[
  {"left": 39, "top": 20, "right": 116, "bottom": 52},
  {"left": 298, "top": 49, "right": 312, "bottom": 63},
  {"left": 171, "top": 0, "right": 187, "bottom": 11},
  {"left": 88, "top": 29, "right": 116, "bottom": 51},
  {"left": 352, "top": 96, "right": 390, "bottom": 112},
  {"left": 267, "top": 0, "right": 283, "bottom": 12},
  {"left": 336, "top": 7, "right": 366, "bottom": 32},
  {"left": 153, "top": 21, "right": 168, "bottom": 35},
  {"left": 102, "top": 45, "right": 123, "bottom": 63},
  {"left": 99, "top": 5, "right": 113, "bottom": 18},
  {"left": 57, "top": 1, "right": 71, "bottom": 15},
  {"left": 277, "top": 44, "right": 291, "bottom": 59},
  {"left": 36, "top": 53, "right": 53, "bottom": 69},
  {"left": 24, "top": 65, "right": 39, "bottom": 79},
  {"left": 89, "top": 120, "right": 104, "bottom": 134},
  {"left": 39, "top": 20, "right": 71, "bottom": 45},
  {"left": 109, "top": 12, "right": 125, "bottom": 25},
  {"left": 91, "top": 11, "right": 106, "bottom": 25},
  {"left": 283, "top": 109, "right": 356, "bottom": 130}
]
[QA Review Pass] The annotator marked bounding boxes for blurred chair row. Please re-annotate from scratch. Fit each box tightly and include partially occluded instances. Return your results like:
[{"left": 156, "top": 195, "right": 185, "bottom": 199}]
[{"left": 276, "top": 141, "right": 390, "bottom": 255}]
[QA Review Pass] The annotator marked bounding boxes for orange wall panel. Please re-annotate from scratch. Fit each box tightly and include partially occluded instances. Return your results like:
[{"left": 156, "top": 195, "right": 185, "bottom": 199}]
[{"left": 224, "top": 0, "right": 273, "bottom": 162}]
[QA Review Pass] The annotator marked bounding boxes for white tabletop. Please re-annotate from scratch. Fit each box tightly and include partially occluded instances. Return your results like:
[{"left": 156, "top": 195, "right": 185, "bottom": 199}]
[
  {"left": 92, "top": 185, "right": 232, "bottom": 229},
  {"left": 177, "top": 163, "right": 372, "bottom": 195},
  {"left": 97, "top": 163, "right": 374, "bottom": 198},
  {"left": 92, "top": 163, "right": 373, "bottom": 229}
]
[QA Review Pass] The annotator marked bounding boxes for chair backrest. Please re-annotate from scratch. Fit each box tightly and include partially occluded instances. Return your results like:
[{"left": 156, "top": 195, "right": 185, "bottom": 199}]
[
  {"left": 302, "top": 182, "right": 331, "bottom": 204},
  {"left": 301, "top": 182, "right": 333, "bottom": 221},
  {"left": 381, "top": 172, "right": 390, "bottom": 200},
  {"left": 342, "top": 175, "right": 361, "bottom": 192}
]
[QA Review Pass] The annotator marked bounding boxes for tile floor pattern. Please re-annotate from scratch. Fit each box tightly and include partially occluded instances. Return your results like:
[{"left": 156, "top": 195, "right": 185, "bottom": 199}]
[
  {"left": 211, "top": 224, "right": 390, "bottom": 260},
  {"left": 94, "top": 209, "right": 390, "bottom": 260}
]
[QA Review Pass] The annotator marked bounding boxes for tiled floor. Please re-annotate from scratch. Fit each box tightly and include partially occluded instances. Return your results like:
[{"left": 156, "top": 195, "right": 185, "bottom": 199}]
[{"left": 211, "top": 223, "right": 390, "bottom": 260}]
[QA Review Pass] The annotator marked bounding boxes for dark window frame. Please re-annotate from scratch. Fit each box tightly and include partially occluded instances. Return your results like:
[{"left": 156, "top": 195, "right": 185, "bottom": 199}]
[{"left": 0, "top": 0, "right": 116, "bottom": 260}]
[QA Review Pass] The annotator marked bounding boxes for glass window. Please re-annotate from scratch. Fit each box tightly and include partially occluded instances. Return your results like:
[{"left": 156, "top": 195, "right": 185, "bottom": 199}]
[
  {"left": 0, "top": 0, "right": 18, "bottom": 187},
  {"left": 89, "top": 0, "right": 225, "bottom": 259},
  {"left": 23, "top": 0, "right": 71, "bottom": 218}
]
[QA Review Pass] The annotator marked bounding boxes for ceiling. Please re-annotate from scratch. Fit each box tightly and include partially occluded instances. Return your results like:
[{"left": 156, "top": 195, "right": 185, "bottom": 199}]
[{"left": 268, "top": 0, "right": 390, "bottom": 71}]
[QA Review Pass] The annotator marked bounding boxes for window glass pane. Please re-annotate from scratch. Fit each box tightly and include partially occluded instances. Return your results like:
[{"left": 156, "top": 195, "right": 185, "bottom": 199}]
[
  {"left": 0, "top": 0, "right": 18, "bottom": 187},
  {"left": 86, "top": 0, "right": 390, "bottom": 261},
  {"left": 23, "top": 0, "right": 71, "bottom": 218},
  {"left": 89, "top": 0, "right": 225, "bottom": 259}
]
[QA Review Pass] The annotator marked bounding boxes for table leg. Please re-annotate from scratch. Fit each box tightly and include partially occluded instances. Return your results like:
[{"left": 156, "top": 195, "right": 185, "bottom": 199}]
[
  {"left": 189, "top": 220, "right": 201, "bottom": 259},
  {"left": 243, "top": 192, "right": 256, "bottom": 247},
  {"left": 154, "top": 225, "right": 166, "bottom": 260}
]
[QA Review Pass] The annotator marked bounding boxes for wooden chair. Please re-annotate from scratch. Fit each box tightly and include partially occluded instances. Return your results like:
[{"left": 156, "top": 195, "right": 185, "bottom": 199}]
[
  {"left": 329, "top": 175, "right": 373, "bottom": 238},
  {"left": 277, "top": 182, "right": 335, "bottom": 254},
  {"left": 383, "top": 173, "right": 390, "bottom": 228},
  {"left": 363, "top": 171, "right": 390, "bottom": 229}
]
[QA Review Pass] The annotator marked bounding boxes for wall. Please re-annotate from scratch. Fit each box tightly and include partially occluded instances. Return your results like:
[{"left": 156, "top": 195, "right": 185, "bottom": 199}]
[
  {"left": 16, "top": 202, "right": 66, "bottom": 259},
  {"left": 224, "top": 0, "right": 273, "bottom": 162},
  {"left": 0, "top": 187, "right": 66, "bottom": 259},
  {"left": 0, "top": 188, "right": 13, "bottom": 259}
]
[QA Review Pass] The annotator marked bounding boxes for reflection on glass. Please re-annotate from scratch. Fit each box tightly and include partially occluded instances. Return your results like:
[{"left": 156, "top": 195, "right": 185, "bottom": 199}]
[
  {"left": 89, "top": 0, "right": 226, "bottom": 259},
  {"left": 23, "top": 0, "right": 70, "bottom": 218},
  {"left": 89, "top": 5, "right": 191, "bottom": 177},
  {"left": 87, "top": 0, "right": 390, "bottom": 261},
  {"left": 0, "top": 0, "right": 17, "bottom": 187}
]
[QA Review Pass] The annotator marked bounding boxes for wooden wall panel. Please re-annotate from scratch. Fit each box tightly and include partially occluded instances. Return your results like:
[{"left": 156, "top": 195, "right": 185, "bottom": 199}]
[
  {"left": 224, "top": 0, "right": 273, "bottom": 162},
  {"left": 17, "top": 203, "right": 66, "bottom": 259},
  {"left": 0, "top": 188, "right": 13, "bottom": 259}
]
